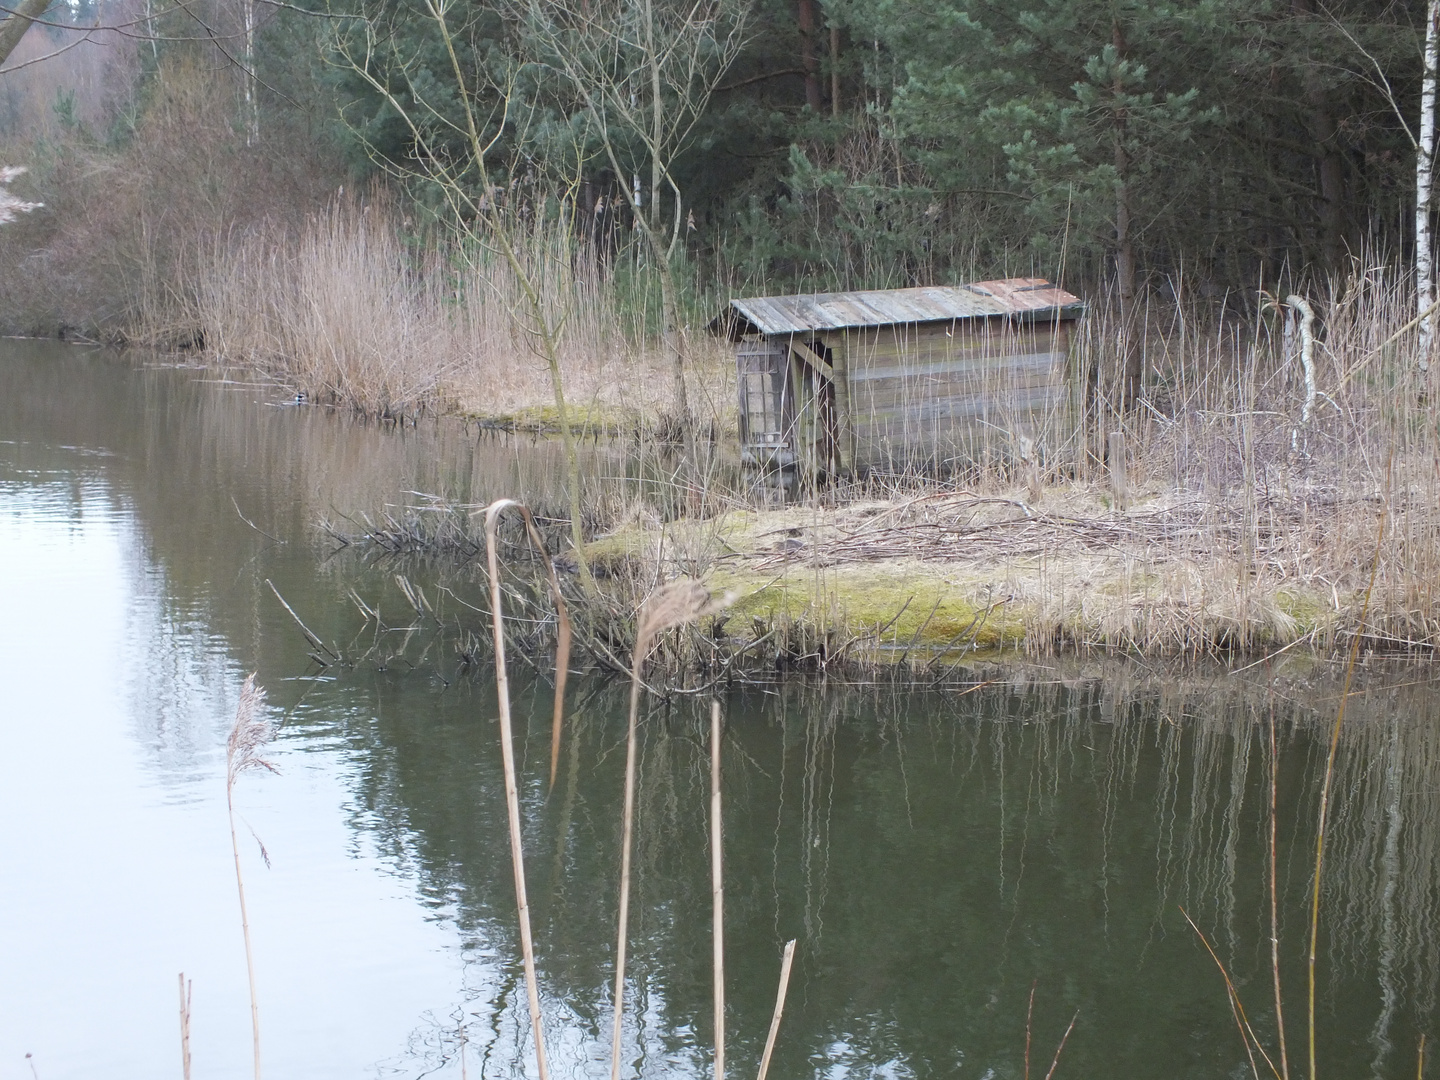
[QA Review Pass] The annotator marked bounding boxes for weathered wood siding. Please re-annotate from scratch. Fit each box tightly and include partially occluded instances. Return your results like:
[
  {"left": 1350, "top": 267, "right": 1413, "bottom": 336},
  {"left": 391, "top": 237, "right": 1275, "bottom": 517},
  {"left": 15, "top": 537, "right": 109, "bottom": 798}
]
[{"left": 833, "top": 318, "right": 1075, "bottom": 470}]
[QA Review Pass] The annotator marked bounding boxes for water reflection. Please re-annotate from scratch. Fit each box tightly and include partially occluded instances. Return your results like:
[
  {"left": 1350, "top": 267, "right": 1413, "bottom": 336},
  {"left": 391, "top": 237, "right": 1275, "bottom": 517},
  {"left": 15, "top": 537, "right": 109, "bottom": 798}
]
[
  {"left": 2, "top": 341, "right": 1439, "bottom": 1080},
  {"left": 325, "top": 673, "right": 1440, "bottom": 1080}
]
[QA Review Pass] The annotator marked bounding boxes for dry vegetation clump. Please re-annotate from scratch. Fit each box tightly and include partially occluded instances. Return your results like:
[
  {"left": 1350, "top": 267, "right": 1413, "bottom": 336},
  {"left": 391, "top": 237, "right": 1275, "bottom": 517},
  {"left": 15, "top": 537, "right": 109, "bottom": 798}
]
[{"left": 186, "top": 196, "right": 733, "bottom": 424}]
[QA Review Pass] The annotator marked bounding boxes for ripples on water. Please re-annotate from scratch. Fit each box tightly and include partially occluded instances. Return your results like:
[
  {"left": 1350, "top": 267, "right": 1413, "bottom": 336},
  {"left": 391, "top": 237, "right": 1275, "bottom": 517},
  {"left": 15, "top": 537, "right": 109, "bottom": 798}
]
[{"left": 2, "top": 340, "right": 1438, "bottom": 1080}]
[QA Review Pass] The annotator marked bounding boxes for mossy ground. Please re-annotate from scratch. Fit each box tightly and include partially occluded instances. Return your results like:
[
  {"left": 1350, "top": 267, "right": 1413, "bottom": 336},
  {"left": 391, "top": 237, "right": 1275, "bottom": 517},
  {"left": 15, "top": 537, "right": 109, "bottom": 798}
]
[
  {"left": 581, "top": 484, "right": 1353, "bottom": 664},
  {"left": 460, "top": 402, "right": 638, "bottom": 436}
]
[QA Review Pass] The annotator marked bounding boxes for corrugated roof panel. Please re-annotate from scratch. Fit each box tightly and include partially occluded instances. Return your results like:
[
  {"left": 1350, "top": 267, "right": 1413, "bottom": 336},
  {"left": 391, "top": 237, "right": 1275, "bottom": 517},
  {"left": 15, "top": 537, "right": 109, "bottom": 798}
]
[{"left": 715, "top": 279, "right": 1082, "bottom": 337}]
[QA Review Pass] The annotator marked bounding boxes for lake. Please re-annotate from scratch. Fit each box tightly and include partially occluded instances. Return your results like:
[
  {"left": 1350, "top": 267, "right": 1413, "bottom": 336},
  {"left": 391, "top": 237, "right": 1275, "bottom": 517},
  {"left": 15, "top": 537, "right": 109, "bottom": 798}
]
[{"left": 2, "top": 339, "right": 1437, "bottom": 1080}]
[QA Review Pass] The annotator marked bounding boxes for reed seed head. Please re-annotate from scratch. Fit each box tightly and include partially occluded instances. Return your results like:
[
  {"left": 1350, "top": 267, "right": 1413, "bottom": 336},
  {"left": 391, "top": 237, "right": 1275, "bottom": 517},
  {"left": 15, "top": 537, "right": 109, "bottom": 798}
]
[
  {"left": 227, "top": 673, "right": 276, "bottom": 786},
  {"left": 635, "top": 579, "right": 731, "bottom": 661}
]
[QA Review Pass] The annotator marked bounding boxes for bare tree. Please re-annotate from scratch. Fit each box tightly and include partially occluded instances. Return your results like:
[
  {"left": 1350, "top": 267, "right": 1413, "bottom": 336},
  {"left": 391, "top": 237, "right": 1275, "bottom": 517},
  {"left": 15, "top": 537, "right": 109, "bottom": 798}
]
[
  {"left": 334, "top": 7, "right": 599, "bottom": 592},
  {"left": 520, "top": 0, "right": 750, "bottom": 434}
]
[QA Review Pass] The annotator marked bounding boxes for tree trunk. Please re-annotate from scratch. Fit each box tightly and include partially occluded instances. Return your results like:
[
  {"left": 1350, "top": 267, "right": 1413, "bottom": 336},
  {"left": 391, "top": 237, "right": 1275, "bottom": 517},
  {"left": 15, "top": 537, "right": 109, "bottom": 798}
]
[
  {"left": 0, "top": 0, "right": 52, "bottom": 69},
  {"left": 656, "top": 254, "right": 693, "bottom": 453},
  {"left": 645, "top": 0, "right": 663, "bottom": 233},
  {"left": 1112, "top": 19, "right": 1141, "bottom": 410},
  {"left": 1291, "top": 0, "right": 1347, "bottom": 267},
  {"left": 1310, "top": 99, "right": 1346, "bottom": 266},
  {"left": 796, "top": 0, "right": 823, "bottom": 112},
  {"left": 243, "top": 0, "right": 259, "bottom": 144},
  {"left": 1420, "top": 0, "right": 1439, "bottom": 371}
]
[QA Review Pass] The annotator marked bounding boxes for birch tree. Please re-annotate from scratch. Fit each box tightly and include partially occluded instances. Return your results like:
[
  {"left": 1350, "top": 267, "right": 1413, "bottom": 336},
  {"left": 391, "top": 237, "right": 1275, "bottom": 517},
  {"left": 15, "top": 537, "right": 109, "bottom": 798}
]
[
  {"left": 1419, "top": 0, "right": 1438, "bottom": 370},
  {"left": 1333, "top": 4, "right": 1439, "bottom": 372},
  {"left": 519, "top": 0, "right": 750, "bottom": 432}
]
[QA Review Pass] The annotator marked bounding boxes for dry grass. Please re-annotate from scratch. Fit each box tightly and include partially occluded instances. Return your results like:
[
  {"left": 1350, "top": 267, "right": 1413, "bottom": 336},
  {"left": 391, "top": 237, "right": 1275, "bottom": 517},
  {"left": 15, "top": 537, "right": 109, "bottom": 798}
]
[{"left": 181, "top": 196, "right": 732, "bottom": 423}]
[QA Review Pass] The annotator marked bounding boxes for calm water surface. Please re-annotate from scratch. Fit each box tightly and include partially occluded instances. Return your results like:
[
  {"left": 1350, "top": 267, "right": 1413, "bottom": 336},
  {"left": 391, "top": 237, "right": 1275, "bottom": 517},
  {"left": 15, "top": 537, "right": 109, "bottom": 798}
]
[{"left": 3, "top": 340, "right": 1440, "bottom": 1080}]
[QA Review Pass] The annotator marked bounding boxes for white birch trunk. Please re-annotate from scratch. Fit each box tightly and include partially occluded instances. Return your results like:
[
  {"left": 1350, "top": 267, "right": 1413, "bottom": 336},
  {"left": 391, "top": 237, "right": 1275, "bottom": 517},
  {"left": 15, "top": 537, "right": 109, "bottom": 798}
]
[
  {"left": 1286, "top": 293, "right": 1317, "bottom": 427},
  {"left": 1417, "top": 0, "right": 1438, "bottom": 370},
  {"left": 243, "top": 0, "right": 259, "bottom": 145}
]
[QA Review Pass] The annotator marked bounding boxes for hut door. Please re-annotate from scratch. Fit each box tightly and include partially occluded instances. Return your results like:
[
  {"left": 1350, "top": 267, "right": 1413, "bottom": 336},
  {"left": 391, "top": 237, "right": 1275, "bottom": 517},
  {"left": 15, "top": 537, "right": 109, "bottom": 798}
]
[{"left": 736, "top": 339, "right": 794, "bottom": 467}]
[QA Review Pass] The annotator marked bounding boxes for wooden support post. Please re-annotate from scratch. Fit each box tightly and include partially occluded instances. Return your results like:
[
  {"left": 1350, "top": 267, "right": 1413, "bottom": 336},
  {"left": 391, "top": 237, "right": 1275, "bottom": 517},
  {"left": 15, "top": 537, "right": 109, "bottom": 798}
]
[
  {"left": 1108, "top": 430, "right": 1127, "bottom": 512},
  {"left": 830, "top": 338, "right": 852, "bottom": 475},
  {"left": 787, "top": 348, "right": 807, "bottom": 478}
]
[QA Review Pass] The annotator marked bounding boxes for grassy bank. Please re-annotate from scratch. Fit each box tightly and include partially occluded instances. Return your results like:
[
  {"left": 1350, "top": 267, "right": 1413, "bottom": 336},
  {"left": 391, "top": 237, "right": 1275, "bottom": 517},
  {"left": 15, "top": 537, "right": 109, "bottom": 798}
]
[{"left": 579, "top": 483, "right": 1389, "bottom": 669}]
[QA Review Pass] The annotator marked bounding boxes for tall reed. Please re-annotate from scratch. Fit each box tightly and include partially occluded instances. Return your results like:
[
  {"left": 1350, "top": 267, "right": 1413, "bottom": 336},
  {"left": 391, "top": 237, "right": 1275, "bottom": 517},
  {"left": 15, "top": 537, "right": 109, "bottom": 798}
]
[
  {"left": 1307, "top": 475, "right": 1387, "bottom": 1080},
  {"left": 184, "top": 197, "right": 701, "bottom": 424},
  {"left": 481, "top": 498, "right": 576, "bottom": 1080},
  {"left": 711, "top": 699, "right": 725, "bottom": 1080},
  {"left": 472, "top": 521, "right": 814, "bottom": 1080},
  {"left": 225, "top": 674, "right": 274, "bottom": 1080}
]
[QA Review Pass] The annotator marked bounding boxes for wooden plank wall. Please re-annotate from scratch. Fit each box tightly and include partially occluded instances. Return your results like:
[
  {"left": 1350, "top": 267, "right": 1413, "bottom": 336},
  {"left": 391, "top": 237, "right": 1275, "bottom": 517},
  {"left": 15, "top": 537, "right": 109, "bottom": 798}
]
[{"left": 834, "top": 318, "right": 1077, "bottom": 471}]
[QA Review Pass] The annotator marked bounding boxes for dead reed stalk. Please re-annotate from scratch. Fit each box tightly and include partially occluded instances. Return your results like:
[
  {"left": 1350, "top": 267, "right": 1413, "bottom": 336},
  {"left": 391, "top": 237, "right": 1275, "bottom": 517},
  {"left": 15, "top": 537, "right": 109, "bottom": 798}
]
[
  {"left": 755, "top": 939, "right": 797, "bottom": 1080},
  {"left": 1181, "top": 906, "right": 1276, "bottom": 1080},
  {"left": 482, "top": 498, "right": 571, "bottom": 1080},
  {"left": 178, "top": 973, "right": 192, "bottom": 1080},
  {"left": 1024, "top": 982, "right": 1035, "bottom": 1080},
  {"left": 1267, "top": 708, "right": 1289, "bottom": 1080},
  {"left": 1041, "top": 1011, "right": 1080, "bottom": 1080},
  {"left": 225, "top": 673, "right": 274, "bottom": 1080},
  {"left": 1307, "top": 476, "right": 1387, "bottom": 1080},
  {"left": 711, "top": 699, "right": 725, "bottom": 1080}
]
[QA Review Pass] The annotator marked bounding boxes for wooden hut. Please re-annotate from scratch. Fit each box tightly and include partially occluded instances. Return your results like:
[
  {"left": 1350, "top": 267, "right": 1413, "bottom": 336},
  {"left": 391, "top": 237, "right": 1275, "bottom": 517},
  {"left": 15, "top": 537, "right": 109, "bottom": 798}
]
[{"left": 710, "top": 278, "right": 1085, "bottom": 475}]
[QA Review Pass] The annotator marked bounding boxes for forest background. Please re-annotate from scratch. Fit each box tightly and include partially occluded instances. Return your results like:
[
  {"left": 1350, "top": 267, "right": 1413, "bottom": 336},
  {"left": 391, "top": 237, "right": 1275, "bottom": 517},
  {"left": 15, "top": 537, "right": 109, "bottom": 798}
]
[{"left": 0, "top": 0, "right": 1432, "bottom": 368}]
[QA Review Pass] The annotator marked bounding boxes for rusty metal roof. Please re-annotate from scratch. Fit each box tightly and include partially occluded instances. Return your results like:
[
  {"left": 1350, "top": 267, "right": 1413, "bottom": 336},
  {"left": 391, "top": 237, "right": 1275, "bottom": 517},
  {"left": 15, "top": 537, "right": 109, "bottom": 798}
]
[{"left": 710, "top": 278, "right": 1084, "bottom": 338}]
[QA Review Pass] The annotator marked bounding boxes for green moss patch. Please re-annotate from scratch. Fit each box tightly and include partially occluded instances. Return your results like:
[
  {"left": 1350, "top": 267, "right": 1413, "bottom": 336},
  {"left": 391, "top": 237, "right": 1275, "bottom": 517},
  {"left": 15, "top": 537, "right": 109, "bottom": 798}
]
[
  {"left": 705, "top": 562, "right": 1026, "bottom": 653},
  {"left": 465, "top": 402, "right": 636, "bottom": 435}
]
